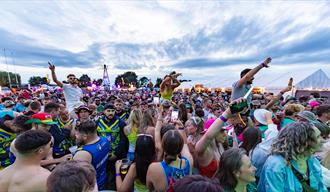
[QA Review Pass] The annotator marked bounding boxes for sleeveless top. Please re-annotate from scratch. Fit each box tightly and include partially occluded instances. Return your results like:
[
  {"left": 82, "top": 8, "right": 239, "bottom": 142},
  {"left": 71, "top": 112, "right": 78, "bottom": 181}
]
[
  {"left": 199, "top": 156, "right": 218, "bottom": 178},
  {"left": 161, "top": 156, "right": 191, "bottom": 192},
  {"left": 127, "top": 127, "right": 138, "bottom": 161},
  {"left": 0, "top": 128, "right": 16, "bottom": 169},
  {"left": 161, "top": 88, "right": 173, "bottom": 101},
  {"left": 134, "top": 179, "right": 148, "bottom": 192},
  {"left": 76, "top": 136, "right": 110, "bottom": 190}
]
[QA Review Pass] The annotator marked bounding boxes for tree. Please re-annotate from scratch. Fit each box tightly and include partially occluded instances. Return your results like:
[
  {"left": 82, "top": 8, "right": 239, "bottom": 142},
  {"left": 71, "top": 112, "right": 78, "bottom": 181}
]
[
  {"left": 114, "top": 71, "right": 138, "bottom": 88},
  {"left": 79, "top": 74, "right": 91, "bottom": 87},
  {"left": 0, "top": 71, "right": 21, "bottom": 87},
  {"left": 138, "top": 76, "right": 149, "bottom": 87},
  {"left": 28, "top": 76, "right": 47, "bottom": 86},
  {"left": 154, "top": 77, "right": 163, "bottom": 88}
]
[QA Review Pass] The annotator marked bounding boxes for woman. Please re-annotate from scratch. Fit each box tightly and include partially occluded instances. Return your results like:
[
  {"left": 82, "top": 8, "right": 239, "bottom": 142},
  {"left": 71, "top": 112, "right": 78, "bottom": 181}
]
[
  {"left": 280, "top": 104, "right": 304, "bottom": 129},
  {"left": 217, "top": 148, "right": 256, "bottom": 192},
  {"left": 185, "top": 116, "right": 204, "bottom": 146},
  {"left": 141, "top": 109, "right": 156, "bottom": 138},
  {"left": 124, "top": 109, "right": 143, "bottom": 161},
  {"left": 160, "top": 72, "right": 181, "bottom": 102},
  {"left": 258, "top": 122, "right": 327, "bottom": 191},
  {"left": 178, "top": 103, "right": 188, "bottom": 125},
  {"left": 115, "top": 134, "right": 156, "bottom": 192},
  {"left": 147, "top": 130, "right": 193, "bottom": 192},
  {"left": 239, "top": 127, "right": 262, "bottom": 156}
]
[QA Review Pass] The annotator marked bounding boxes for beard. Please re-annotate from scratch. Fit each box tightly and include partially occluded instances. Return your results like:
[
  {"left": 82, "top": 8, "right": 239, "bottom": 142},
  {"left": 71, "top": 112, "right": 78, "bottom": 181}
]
[{"left": 76, "top": 139, "right": 85, "bottom": 146}]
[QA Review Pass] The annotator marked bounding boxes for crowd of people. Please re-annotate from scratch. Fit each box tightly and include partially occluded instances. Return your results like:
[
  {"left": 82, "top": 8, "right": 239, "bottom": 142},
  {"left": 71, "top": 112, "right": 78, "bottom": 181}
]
[{"left": 0, "top": 58, "right": 330, "bottom": 192}]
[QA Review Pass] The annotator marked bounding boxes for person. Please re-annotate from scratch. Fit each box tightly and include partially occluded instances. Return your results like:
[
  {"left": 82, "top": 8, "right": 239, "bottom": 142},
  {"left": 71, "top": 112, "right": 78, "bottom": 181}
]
[
  {"left": 24, "top": 101, "right": 41, "bottom": 116},
  {"left": 173, "top": 174, "right": 224, "bottom": 192},
  {"left": 76, "top": 105, "right": 92, "bottom": 125},
  {"left": 239, "top": 127, "right": 262, "bottom": 156},
  {"left": 279, "top": 103, "right": 304, "bottom": 129},
  {"left": 160, "top": 72, "right": 181, "bottom": 102},
  {"left": 47, "top": 160, "right": 98, "bottom": 192},
  {"left": 115, "top": 134, "right": 156, "bottom": 192},
  {"left": 57, "top": 104, "right": 76, "bottom": 130},
  {"left": 141, "top": 109, "right": 156, "bottom": 137},
  {"left": 12, "top": 115, "right": 32, "bottom": 134},
  {"left": 0, "top": 130, "right": 52, "bottom": 192},
  {"left": 115, "top": 99, "right": 129, "bottom": 122},
  {"left": 0, "top": 114, "right": 16, "bottom": 170},
  {"left": 147, "top": 130, "right": 193, "bottom": 192},
  {"left": 44, "top": 103, "right": 74, "bottom": 158},
  {"left": 217, "top": 148, "right": 256, "bottom": 192},
  {"left": 316, "top": 105, "right": 330, "bottom": 124},
  {"left": 185, "top": 116, "right": 204, "bottom": 147},
  {"left": 258, "top": 122, "right": 327, "bottom": 191},
  {"left": 231, "top": 57, "right": 271, "bottom": 104},
  {"left": 49, "top": 62, "right": 83, "bottom": 113},
  {"left": 124, "top": 109, "right": 143, "bottom": 161},
  {"left": 73, "top": 120, "right": 110, "bottom": 190}
]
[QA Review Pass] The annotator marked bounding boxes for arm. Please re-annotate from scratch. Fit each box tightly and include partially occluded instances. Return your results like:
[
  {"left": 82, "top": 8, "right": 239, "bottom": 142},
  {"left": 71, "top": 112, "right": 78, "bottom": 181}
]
[
  {"left": 160, "top": 76, "right": 172, "bottom": 91},
  {"left": 73, "top": 150, "right": 92, "bottom": 163},
  {"left": 115, "top": 161, "right": 136, "bottom": 192},
  {"left": 48, "top": 63, "right": 64, "bottom": 87},
  {"left": 155, "top": 107, "right": 164, "bottom": 161},
  {"left": 265, "top": 78, "right": 293, "bottom": 110},
  {"left": 41, "top": 154, "right": 73, "bottom": 166},
  {"left": 237, "top": 57, "right": 271, "bottom": 87}
]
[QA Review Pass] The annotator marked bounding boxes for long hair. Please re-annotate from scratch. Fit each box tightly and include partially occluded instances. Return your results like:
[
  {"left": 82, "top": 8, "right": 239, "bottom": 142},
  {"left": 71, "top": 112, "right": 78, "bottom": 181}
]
[
  {"left": 135, "top": 135, "right": 156, "bottom": 185},
  {"left": 140, "top": 110, "right": 155, "bottom": 133},
  {"left": 217, "top": 148, "right": 246, "bottom": 190},
  {"left": 239, "top": 127, "right": 262, "bottom": 154},
  {"left": 126, "top": 109, "right": 143, "bottom": 134},
  {"left": 190, "top": 116, "right": 204, "bottom": 135},
  {"left": 271, "top": 122, "right": 318, "bottom": 162},
  {"left": 162, "top": 130, "right": 184, "bottom": 164},
  {"left": 178, "top": 103, "right": 188, "bottom": 124}
]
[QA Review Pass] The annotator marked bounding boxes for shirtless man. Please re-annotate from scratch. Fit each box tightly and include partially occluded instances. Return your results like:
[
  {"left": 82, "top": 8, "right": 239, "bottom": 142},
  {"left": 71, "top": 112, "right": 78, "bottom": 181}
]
[{"left": 0, "top": 130, "right": 52, "bottom": 192}]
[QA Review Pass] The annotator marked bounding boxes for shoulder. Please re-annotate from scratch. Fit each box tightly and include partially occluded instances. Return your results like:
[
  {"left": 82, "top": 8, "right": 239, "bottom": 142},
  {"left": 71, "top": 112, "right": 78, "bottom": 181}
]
[
  {"left": 263, "top": 155, "right": 287, "bottom": 171},
  {"left": 74, "top": 150, "right": 92, "bottom": 162}
]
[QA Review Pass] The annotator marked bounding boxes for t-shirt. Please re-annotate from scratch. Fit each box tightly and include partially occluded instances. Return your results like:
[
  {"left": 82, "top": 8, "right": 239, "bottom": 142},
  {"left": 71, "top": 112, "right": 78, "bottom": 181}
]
[
  {"left": 63, "top": 84, "right": 83, "bottom": 112},
  {"left": 231, "top": 81, "right": 252, "bottom": 104}
]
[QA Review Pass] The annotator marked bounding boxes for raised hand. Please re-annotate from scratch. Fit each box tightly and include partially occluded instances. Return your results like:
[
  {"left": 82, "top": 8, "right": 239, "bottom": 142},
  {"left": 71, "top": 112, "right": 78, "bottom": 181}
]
[
  {"left": 281, "top": 78, "right": 293, "bottom": 93},
  {"left": 48, "top": 61, "right": 55, "bottom": 71},
  {"left": 262, "top": 57, "right": 272, "bottom": 68}
]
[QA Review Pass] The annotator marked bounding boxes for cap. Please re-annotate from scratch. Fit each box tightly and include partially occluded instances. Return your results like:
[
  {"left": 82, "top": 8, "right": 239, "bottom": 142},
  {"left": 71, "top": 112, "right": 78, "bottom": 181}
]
[
  {"left": 4, "top": 100, "right": 15, "bottom": 107},
  {"left": 26, "top": 112, "right": 57, "bottom": 125},
  {"left": 76, "top": 105, "right": 91, "bottom": 114},
  {"left": 104, "top": 103, "right": 115, "bottom": 110},
  {"left": 253, "top": 109, "right": 271, "bottom": 125}
]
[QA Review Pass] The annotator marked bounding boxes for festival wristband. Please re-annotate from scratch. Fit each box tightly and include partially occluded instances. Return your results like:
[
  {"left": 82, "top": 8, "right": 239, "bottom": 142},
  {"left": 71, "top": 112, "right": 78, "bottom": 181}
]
[
  {"left": 219, "top": 115, "right": 228, "bottom": 122},
  {"left": 115, "top": 173, "right": 121, "bottom": 177}
]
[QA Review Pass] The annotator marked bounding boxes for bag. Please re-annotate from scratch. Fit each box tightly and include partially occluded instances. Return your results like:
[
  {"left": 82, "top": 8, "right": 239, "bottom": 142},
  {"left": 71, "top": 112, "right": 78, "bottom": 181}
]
[{"left": 291, "top": 165, "right": 317, "bottom": 192}]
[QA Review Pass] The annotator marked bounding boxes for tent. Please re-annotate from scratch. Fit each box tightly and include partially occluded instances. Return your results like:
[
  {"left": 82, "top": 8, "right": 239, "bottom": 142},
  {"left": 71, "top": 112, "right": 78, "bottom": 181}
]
[{"left": 295, "top": 69, "right": 330, "bottom": 90}]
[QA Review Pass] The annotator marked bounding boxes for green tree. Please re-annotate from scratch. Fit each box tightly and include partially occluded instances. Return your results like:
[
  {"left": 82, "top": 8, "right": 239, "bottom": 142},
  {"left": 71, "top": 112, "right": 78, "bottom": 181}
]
[
  {"left": 0, "top": 71, "right": 21, "bottom": 87},
  {"left": 28, "top": 76, "right": 47, "bottom": 86},
  {"left": 154, "top": 77, "right": 162, "bottom": 88},
  {"left": 115, "top": 71, "right": 138, "bottom": 88}
]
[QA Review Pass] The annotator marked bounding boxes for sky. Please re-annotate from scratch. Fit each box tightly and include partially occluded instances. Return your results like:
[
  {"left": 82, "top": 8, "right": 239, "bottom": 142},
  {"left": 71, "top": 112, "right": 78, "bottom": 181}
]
[{"left": 0, "top": 1, "right": 329, "bottom": 88}]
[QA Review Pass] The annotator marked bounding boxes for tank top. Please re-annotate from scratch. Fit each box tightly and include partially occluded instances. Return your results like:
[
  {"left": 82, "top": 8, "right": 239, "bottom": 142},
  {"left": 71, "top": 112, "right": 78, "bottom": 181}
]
[
  {"left": 161, "top": 156, "right": 191, "bottom": 192},
  {"left": 161, "top": 88, "right": 173, "bottom": 101},
  {"left": 199, "top": 156, "right": 218, "bottom": 178},
  {"left": 127, "top": 127, "right": 138, "bottom": 161},
  {"left": 77, "top": 136, "right": 110, "bottom": 190}
]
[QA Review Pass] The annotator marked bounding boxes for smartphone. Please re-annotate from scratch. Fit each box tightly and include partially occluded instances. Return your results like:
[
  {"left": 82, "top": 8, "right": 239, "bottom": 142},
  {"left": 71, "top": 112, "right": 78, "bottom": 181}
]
[
  {"left": 153, "top": 97, "right": 159, "bottom": 104},
  {"left": 230, "top": 86, "right": 254, "bottom": 113},
  {"left": 171, "top": 109, "right": 179, "bottom": 121}
]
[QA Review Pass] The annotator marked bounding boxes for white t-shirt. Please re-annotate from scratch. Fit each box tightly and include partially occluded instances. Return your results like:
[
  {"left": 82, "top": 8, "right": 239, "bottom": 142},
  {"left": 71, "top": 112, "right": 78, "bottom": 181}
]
[{"left": 63, "top": 84, "right": 83, "bottom": 112}]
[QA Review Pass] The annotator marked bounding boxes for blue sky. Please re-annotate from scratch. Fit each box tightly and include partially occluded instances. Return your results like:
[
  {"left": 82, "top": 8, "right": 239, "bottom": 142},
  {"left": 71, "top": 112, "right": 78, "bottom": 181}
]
[{"left": 0, "top": 1, "right": 329, "bottom": 88}]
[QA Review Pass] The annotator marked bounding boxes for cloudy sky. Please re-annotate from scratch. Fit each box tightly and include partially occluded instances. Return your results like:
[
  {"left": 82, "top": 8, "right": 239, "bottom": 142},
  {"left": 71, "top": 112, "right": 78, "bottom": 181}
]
[{"left": 0, "top": 1, "right": 329, "bottom": 88}]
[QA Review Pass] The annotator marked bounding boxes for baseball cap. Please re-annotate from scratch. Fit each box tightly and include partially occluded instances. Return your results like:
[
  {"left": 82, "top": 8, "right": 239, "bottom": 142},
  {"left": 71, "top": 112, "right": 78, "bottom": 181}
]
[
  {"left": 76, "top": 105, "right": 91, "bottom": 114},
  {"left": 104, "top": 103, "right": 115, "bottom": 110},
  {"left": 26, "top": 112, "right": 57, "bottom": 125}
]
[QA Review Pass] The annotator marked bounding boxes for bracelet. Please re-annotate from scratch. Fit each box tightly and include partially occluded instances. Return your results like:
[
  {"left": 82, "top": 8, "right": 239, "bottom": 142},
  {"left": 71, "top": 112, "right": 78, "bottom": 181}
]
[
  {"left": 219, "top": 115, "right": 228, "bottom": 122},
  {"left": 115, "top": 173, "right": 121, "bottom": 177}
]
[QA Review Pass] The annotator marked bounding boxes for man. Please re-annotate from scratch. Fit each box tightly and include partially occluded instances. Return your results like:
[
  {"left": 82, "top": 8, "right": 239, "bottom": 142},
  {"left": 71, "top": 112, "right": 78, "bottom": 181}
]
[
  {"left": 96, "top": 103, "right": 127, "bottom": 190},
  {"left": 0, "top": 114, "right": 16, "bottom": 170},
  {"left": 231, "top": 57, "right": 272, "bottom": 104},
  {"left": 49, "top": 62, "right": 83, "bottom": 113},
  {"left": 73, "top": 120, "right": 110, "bottom": 190},
  {"left": 114, "top": 99, "right": 128, "bottom": 122},
  {"left": 44, "top": 103, "right": 74, "bottom": 158},
  {"left": 24, "top": 101, "right": 41, "bottom": 116},
  {"left": 76, "top": 105, "right": 92, "bottom": 125},
  {"left": 57, "top": 103, "right": 76, "bottom": 130},
  {"left": 47, "top": 160, "right": 98, "bottom": 192},
  {"left": 316, "top": 105, "right": 330, "bottom": 124},
  {"left": 0, "top": 130, "right": 52, "bottom": 192},
  {"left": 13, "top": 96, "right": 26, "bottom": 113}
]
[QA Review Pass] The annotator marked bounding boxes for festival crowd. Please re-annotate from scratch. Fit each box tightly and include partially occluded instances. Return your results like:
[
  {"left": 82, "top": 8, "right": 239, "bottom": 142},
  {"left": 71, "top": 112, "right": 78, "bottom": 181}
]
[{"left": 0, "top": 58, "right": 330, "bottom": 192}]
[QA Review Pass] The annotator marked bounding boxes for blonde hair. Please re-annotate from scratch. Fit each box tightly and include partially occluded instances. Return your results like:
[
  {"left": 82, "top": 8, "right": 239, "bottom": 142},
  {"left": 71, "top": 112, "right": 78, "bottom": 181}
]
[
  {"left": 126, "top": 109, "right": 143, "bottom": 135},
  {"left": 284, "top": 104, "right": 305, "bottom": 116}
]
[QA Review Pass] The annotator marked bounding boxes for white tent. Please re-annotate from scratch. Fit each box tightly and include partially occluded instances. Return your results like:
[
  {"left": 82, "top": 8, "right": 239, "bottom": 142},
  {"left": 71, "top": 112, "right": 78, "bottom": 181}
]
[{"left": 295, "top": 69, "right": 330, "bottom": 90}]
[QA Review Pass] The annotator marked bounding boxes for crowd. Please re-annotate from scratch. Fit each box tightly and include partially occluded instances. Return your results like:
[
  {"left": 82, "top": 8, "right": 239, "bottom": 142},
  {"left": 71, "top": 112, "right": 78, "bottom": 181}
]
[{"left": 0, "top": 58, "right": 329, "bottom": 192}]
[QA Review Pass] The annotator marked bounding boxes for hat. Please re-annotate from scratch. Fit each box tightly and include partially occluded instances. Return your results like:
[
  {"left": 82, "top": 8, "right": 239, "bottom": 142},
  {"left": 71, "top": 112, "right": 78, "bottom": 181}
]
[
  {"left": 253, "top": 109, "right": 271, "bottom": 125},
  {"left": 76, "top": 105, "right": 91, "bottom": 114},
  {"left": 309, "top": 100, "right": 320, "bottom": 108},
  {"left": 26, "top": 112, "right": 57, "bottom": 125},
  {"left": 202, "top": 118, "right": 231, "bottom": 133},
  {"left": 4, "top": 100, "right": 15, "bottom": 108},
  {"left": 104, "top": 103, "right": 115, "bottom": 110},
  {"left": 297, "top": 111, "right": 318, "bottom": 123}
]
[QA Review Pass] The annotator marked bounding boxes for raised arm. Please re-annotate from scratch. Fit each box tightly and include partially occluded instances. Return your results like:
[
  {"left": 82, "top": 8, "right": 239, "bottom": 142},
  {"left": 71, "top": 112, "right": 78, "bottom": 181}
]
[
  {"left": 237, "top": 57, "right": 271, "bottom": 87},
  {"left": 155, "top": 106, "right": 164, "bottom": 161},
  {"left": 265, "top": 78, "right": 293, "bottom": 110},
  {"left": 48, "top": 62, "right": 63, "bottom": 87}
]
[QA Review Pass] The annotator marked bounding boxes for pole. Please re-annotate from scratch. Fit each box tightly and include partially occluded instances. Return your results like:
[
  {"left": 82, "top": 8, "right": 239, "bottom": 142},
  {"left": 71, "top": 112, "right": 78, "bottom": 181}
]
[
  {"left": 3, "top": 48, "right": 12, "bottom": 89},
  {"left": 11, "top": 52, "right": 19, "bottom": 88}
]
